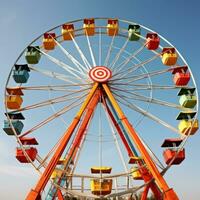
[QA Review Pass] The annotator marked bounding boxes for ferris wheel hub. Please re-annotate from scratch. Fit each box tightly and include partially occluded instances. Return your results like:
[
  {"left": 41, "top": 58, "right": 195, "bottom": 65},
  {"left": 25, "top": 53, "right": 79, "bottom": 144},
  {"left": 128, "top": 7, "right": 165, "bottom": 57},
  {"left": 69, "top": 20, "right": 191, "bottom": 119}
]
[{"left": 89, "top": 66, "right": 112, "bottom": 83}]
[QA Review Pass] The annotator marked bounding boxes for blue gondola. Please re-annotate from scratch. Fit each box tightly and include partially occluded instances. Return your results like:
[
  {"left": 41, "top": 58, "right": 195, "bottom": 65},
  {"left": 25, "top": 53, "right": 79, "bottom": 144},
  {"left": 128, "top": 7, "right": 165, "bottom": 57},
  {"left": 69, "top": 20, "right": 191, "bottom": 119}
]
[
  {"left": 3, "top": 113, "right": 24, "bottom": 135},
  {"left": 13, "top": 64, "right": 30, "bottom": 83}
]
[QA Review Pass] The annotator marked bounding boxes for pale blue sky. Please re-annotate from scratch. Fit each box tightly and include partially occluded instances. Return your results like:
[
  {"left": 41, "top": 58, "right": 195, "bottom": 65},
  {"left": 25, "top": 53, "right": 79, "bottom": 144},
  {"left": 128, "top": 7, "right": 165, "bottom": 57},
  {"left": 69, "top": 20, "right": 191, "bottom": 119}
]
[{"left": 0, "top": 0, "right": 200, "bottom": 199}]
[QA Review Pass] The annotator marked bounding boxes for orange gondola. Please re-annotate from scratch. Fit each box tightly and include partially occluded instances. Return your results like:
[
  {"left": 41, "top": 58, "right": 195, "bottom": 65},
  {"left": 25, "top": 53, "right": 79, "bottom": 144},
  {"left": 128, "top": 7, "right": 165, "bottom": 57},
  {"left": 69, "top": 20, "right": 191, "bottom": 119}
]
[
  {"left": 6, "top": 87, "right": 23, "bottom": 110},
  {"left": 107, "top": 19, "right": 118, "bottom": 36},
  {"left": 43, "top": 33, "right": 56, "bottom": 50},
  {"left": 83, "top": 18, "right": 95, "bottom": 36},
  {"left": 62, "top": 24, "right": 74, "bottom": 40}
]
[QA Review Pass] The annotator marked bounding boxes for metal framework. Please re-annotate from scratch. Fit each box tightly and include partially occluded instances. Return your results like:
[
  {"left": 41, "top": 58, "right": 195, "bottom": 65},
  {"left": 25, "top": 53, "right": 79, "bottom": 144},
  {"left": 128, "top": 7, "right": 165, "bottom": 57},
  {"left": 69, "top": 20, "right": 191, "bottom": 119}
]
[
  {"left": 26, "top": 82, "right": 177, "bottom": 200},
  {"left": 4, "top": 17, "right": 198, "bottom": 200}
]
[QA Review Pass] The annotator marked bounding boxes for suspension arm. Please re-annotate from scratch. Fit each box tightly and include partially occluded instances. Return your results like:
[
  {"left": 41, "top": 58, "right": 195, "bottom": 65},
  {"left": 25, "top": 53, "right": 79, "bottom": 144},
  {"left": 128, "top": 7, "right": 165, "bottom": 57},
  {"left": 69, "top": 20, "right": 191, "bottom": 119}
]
[
  {"left": 102, "top": 83, "right": 179, "bottom": 200},
  {"left": 52, "top": 89, "right": 101, "bottom": 199},
  {"left": 103, "top": 96, "right": 162, "bottom": 199},
  {"left": 26, "top": 83, "right": 98, "bottom": 200}
]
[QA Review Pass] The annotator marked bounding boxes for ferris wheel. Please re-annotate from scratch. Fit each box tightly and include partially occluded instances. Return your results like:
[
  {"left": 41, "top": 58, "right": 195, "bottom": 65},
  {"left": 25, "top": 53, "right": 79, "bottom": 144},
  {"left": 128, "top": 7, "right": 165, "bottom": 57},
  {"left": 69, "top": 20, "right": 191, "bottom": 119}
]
[{"left": 3, "top": 17, "right": 199, "bottom": 200}]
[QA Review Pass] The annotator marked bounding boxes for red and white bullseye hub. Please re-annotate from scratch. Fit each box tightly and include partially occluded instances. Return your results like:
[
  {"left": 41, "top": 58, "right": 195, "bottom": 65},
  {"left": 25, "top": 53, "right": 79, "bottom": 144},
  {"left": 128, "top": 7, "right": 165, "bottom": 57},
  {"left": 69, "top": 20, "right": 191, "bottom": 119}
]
[{"left": 89, "top": 66, "right": 112, "bottom": 83}]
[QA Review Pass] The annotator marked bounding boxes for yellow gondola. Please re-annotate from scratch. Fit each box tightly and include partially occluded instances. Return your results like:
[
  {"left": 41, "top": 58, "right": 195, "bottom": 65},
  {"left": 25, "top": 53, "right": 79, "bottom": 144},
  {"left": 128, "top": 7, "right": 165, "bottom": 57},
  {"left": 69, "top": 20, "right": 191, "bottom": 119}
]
[
  {"left": 51, "top": 167, "right": 71, "bottom": 179},
  {"left": 129, "top": 156, "right": 143, "bottom": 164},
  {"left": 51, "top": 169, "right": 62, "bottom": 179},
  {"left": 131, "top": 166, "right": 143, "bottom": 180},
  {"left": 162, "top": 47, "right": 178, "bottom": 66},
  {"left": 91, "top": 166, "right": 112, "bottom": 174},
  {"left": 178, "top": 119, "right": 199, "bottom": 135},
  {"left": 90, "top": 179, "right": 112, "bottom": 195}
]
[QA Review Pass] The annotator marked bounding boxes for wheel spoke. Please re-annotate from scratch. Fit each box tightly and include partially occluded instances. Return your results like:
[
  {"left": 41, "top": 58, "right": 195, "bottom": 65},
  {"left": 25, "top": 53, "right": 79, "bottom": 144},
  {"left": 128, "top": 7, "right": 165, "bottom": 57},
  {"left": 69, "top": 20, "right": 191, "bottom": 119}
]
[
  {"left": 110, "top": 83, "right": 191, "bottom": 91},
  {"left": 20, "top": 96, "right": 85, "bottom": 137},
  {"left": 112, "top": 43, "right": 146, "bottom": 74},
  {"left": 71, "top": 33, "right": 91, "bottom": 70},
  {"left": 35, "top": 47, "right": 87, "bottom": 81},
  {"left": 115, "top": 94, "right": 180, "bottom": 134},
  {"left": 109, "top": 38, "right": 129, "bottom": 70},
  {"left": 111, "top": 66, "right": 180, "bottom": 83},
  {"left": 20, "top": 83, "right": 91, "bottom": 91},
  {"left": 111, "top": 87, "right": 192, "bottom": 111},
  {"left": 98, "top": 27, "right": 102, "bottom": 65},
  {"left": 139, "top": 137, "right": 165, "bottom": 170},
  {"left": 53, "top": 38, "right": 89, "bottom": 74},
  {"left": 104, "top": 32, "right": 116, "bottom": 67},
  {"left": 112, "top": 53, "right": 162, "bottom": 80},
  {"left": 29, "top": 65, "right": 86, "bottom": 85},
  {"left": 86, "top": 34, "right": 96, "bottom": 66},
  {"left": 11, "top": 88, "right": 89, "bottom": 112}
]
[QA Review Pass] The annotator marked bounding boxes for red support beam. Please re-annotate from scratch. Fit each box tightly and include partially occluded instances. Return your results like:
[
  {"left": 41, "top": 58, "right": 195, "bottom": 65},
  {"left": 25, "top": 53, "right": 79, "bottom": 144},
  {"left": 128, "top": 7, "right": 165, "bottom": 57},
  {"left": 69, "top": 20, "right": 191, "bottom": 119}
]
[
  {"left": 102, "top": 83, "right": 179, "bottom": 200},
  {"left": 102, "top": 96, "right": 134, "bottom": 157},
  {"left": 53, "top": 90, "right": 101, "bottom": 199},
  {"left": 25, "top": 82, "right": 179, "bottom": 200},
  {"left": 141, "top": 185, "right": 150, "bottom": 200},
  {"left": 57, "top": 190, "right": 64, "bottom": 200},
  {"left": 103, "top": 96, "right": 162, "bottom": 199},
  {"left": 26, "top": 83, "right": 98, "bottom": 200}
]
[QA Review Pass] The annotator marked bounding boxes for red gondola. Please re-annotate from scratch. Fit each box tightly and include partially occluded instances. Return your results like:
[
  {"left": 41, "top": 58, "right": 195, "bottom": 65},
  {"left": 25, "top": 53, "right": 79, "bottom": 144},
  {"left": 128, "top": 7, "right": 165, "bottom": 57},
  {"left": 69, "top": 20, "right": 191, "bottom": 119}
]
[
  {"left": 161, "top": 139, "right": 185, "bottom": 165},
  {"left": 146, "top": 33, "right": 160, "bottom": 50},
  {"left": 172, "top": 66, "right": 190, "bottom": 86},
  {"left": 43, "top": 33, "right": 56, "bottom": 50},
  {"left": 16, "top": 147, "right": 38, "bottom": 163}
]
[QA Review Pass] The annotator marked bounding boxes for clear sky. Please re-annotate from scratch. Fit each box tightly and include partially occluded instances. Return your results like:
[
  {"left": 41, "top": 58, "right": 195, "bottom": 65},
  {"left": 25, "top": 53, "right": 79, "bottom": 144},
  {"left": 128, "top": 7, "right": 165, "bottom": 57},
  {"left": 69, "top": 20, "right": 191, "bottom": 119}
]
[{"left": 0, "top": 0, "right": 200, "bottom": 199}]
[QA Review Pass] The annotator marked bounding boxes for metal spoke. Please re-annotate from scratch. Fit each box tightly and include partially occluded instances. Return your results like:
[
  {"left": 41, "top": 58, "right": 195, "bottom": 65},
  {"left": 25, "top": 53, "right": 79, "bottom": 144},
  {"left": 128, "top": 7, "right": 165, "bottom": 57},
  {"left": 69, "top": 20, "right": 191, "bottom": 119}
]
[
  {"left": 115, "top": 95, "right": 180, "bottom": 134},
  {"left": 99, "top": 101, "right": 103, "bottom": 175},
  {"left": 113, "top": 46, "right": 176, "bottom": 80},
  {"left": 111, "top": 66, "right": 179, "bottom": 83},
  {"left": 104, "top": 32, "right": 116, "bottom": 67},
  {"left": 29, "top": 65, "right": 86, "bottom": 85},
  {"left": 109, "top": 38, "right": 129, "bottom": 70},
  {"left": 86, "top": 34, "right": 96, "bottom": 66},
  {"left": 112, "top": 43, "right": 146, "bottom": 74},
  {"left": 35, "top": 47, "right": 87, "bottom": 82},
  {"left": 53, "top": 38, "right": 88, "bottom": 74},
  {"left": 70, "top": 33, "right": 91, "bottom": 70},
  {"left": 99, "top": 27, "right": 102, "bottom": 65},
  {"left": 20, "top": 84, "right": 91, "bottom": 91},
  {"left": 11, "top": 88, "right": 89, "bottom": 113},
  {"left": 112, "top": 53, "right": 161, "bottom": 80},
  {"left": 139, "top": 138, "right": 165, "bottom": 170},
  {"left": 111, "top": 87, "right": 191, "bottom": 110},
  {"left": 20, "top": 96, "right": 85, "bottom": 137},
  {"left": 36, "top": 134, "right": 66, "bottom": 169},
  {"left": 110, "top": 83, "right": 190, "bottom": 91}
]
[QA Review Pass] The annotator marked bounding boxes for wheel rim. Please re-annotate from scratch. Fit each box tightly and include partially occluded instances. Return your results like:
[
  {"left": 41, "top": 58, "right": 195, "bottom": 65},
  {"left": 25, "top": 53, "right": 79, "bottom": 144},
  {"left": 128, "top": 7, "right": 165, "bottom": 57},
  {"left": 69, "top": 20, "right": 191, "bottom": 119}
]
[{"left": 4, "top": 17, "right": 198, "bottom": 199}]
